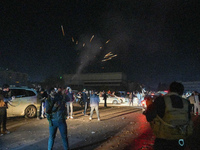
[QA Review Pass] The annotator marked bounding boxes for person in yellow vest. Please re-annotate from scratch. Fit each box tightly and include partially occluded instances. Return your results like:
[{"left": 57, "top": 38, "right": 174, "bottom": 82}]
[{"left": 145, "top": 81, "right": 192, "bottom": 150}]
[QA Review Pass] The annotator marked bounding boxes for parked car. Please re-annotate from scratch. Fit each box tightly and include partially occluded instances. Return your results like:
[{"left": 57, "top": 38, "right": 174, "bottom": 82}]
[
  {"left": 112, "top": 95, "right": 126, "bottom": 103},
  {"left": 7, "top": 87, "right": 40, "bottom": 118},
  {"left": 114, "top": 93, "right": 127, "bottom": 103},
  {"left": 99, "top": 94, "right": 121, "bottom": 104}
]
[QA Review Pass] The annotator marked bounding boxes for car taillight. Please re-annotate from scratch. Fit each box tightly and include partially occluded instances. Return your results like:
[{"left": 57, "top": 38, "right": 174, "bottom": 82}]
[{"left": 142, "top": 100, "right": 146, "bottom": 105}]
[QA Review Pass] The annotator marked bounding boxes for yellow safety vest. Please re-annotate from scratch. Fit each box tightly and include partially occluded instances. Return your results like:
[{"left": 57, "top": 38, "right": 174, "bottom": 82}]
[{"left": 150, "top": 93, "right": 193, "bottom": 140}]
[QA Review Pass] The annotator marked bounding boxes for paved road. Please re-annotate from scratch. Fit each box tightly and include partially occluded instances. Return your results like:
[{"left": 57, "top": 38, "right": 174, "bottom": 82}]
[{"left": 1, "top": 104, "right": 200, "bottom": 150}]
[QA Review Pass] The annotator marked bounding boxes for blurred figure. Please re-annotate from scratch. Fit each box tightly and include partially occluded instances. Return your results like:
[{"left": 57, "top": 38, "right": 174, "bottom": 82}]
[
  {"left": 46, "top": 87, "right": 69, "bottom": 150},
  {"left": 82, "top": 89, "right": 88, "bottom": 116},
  {"left": 103, "top": 90, "right": 107, "bottom": 108},
  {"left": 145, "top": 81, "right": 192, "bottom": 150},
  {"left": 89, "top": 90, "right": 100, "bottom": 121},
  {"left": 129, "top": 92, "right": 133, "bottom": 106},
  {"left": 0, "top": 84, "right": 15, "bottom": 136},
  {"left": 99, "top": 91, "right": 103, "bottom": 97},
  {"left": 136, "top": 91, "right": 142, "bottom": 106},
  {"left": 194, "top": 91, "right": 200, "bottom": 115},
  {"left": 38, "top": 88, "right": 48, "bottom": 119},
  {"left": 188, "top": 93, "right": 195, "bottom": 114},
  {"left": 66, "top": 87, "right": 74, "bottom": 119},
  {"left": 77, "top": 91, "right": 84, "bottom": 107}
]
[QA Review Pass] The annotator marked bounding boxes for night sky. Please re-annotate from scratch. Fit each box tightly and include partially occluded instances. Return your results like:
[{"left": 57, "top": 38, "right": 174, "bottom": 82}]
[{"left": 1, "top": 0, "right": 200, "bottom": 87}]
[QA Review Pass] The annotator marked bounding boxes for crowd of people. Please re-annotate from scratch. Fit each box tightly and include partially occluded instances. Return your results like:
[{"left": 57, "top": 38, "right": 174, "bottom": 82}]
[
  {"left": 36, "top": 88, "right": 146, "bottom": 120},
  {"left": 36, "top": 87, "right": 146, "bottom": 149},
  {"left": 36, "top": 86, "right": 101, "bottom": 150},
  {"left": 1, "top": 82, "right": 200, "bottom": 149}
]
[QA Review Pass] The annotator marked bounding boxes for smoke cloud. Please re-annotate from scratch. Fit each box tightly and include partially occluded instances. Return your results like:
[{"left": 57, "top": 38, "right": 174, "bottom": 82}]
[{"left": 71, "top": 35, "right": 103, "bottom": 80}]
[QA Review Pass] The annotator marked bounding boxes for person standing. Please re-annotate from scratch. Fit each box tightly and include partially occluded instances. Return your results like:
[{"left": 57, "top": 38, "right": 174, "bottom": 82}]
[
  {"left": 66, "top": 87, "right": 74, "bottom": 119},
  {"left": 89, "top": 90, "right": 100, "bottom": 121},
  {"left": 0, "top": 84, "right": 14, "bottom": 136},
  {"left": 82, "top": 89, "right": 88, "bottom": 116},
  {"left": 188, "top": 93, "right": 195, "bottom": 114},
  {"left": 194, "top": 91, "right": 200, "bottom": 115},
  {"left": 136, "top": 91, "right": 141, "bottom": 106},
  {"left": 129, "top": 92, "right": 133, "bottom": 106},
  {"left": 37, "top": 88, "right": 48, "bottom": 119},
  {"left": 46, "top": 87, "right": 69, "bottom": 150},
  {"left": 145, "top": 81, "right": 192, "bottom": 150},
  {"left": 103, "top": 91, "right": 107, "bottom": 108}
]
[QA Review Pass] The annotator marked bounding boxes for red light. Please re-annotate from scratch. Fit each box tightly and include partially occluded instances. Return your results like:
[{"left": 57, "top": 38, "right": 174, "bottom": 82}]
[{"left": 142, "top": 100, "right": 146, "bottom": 105}]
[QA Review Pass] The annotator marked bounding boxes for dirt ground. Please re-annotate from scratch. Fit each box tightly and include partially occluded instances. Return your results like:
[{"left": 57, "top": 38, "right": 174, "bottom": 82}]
[{"left": 1, "top": 103, "right": 200, "bottom": 150}]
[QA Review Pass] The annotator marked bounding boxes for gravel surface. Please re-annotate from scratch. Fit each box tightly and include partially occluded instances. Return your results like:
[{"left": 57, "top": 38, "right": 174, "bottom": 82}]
[{"left": 1, "top": 103, "right": 200, "bottom": 150}]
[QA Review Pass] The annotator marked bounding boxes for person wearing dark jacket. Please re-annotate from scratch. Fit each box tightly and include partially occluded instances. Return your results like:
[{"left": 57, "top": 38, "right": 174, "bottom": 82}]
[
  {"left": 103, "top": 91, "right": 107, "bottom": 108},
  {"left": 145, "top": 81, "right": 192, "bottom": 150},
  {"left": 65, "top": 87, "right": 74, "bottom": 119},
  {"left": 46, "top": 87, "right": 69, "bottom": 150},
  {"left": 0, "top": 84, "right": 14, "bottom": 136},
  {"left": 37, "top": 88, "right": 48, "bottom": 119},
  {"left": 82, "top": 89, "right": 88, "bottom": 116}
]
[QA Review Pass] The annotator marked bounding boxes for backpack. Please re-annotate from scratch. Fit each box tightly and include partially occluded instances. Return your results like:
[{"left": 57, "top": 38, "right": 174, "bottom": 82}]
[
  {"left": 0, "top": 99, "right": 6, "bottom": 107},
  {"left": 0, "top": 93, "right": 6, "bottom": 107},
  {"left": 151, "top": 94, "right": 193, "bottom": 139}
]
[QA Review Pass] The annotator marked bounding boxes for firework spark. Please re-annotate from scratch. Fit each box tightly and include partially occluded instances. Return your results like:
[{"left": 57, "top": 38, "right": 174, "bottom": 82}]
[
  {"left": 102, "top": 52, "right": 117, "bottom": 62},
  {"left": 105, "top": 39, "right": 110, "bottom": 44},
  {"left": 72, "top": 37, "right": 74, "bottom": 42},
  {"left": 104, "top": 52, "right": 113, "bottom": 58},
  {"left": 109, "top": 54, "right": 117, "bottom": 58},
  {"left": 102, "top": 57, "right": 112, "bottom": 62},
  {"left": 90, "top": 35, "right": 94, "bottom": 42},
  {"left": 61, "top": 25, "right": 65, "bottom": 36}
]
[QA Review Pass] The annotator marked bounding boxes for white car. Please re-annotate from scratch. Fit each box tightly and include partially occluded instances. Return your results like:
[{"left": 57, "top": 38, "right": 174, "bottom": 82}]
[
  {"left": 113, "top": 95, "right": 127, "bottom": 103},
  {"left": 99, "top": 94, "right": 121, "bottom": 104},
  {"left": 7, "top": 87, "right": 40, "bottom": 118}
]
